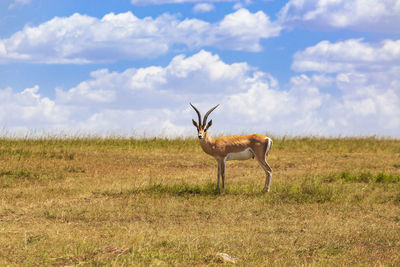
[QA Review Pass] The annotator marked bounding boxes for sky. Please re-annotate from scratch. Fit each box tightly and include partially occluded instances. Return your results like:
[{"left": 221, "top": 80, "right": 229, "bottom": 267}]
[{"left": 0, "top": 0, "right": 400, "bottom": 138}]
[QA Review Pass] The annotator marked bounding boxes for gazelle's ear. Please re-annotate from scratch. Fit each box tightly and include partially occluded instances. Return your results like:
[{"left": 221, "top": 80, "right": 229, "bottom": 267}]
[
  {"left": 205, "top": 120, "right": 212, "bottom": 130},
  {"left": 192, "top": 119, "right": 199, "bottom": 129}
]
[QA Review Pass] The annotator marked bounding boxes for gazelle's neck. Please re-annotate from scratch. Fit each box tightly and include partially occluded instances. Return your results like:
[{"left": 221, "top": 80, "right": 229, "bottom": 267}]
[{"left": 199, "top": 131, "right": 214, "bottom": 155}]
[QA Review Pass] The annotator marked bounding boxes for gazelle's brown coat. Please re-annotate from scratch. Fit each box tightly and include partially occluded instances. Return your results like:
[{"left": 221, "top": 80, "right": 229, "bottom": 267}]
[{"left": 191, "top": 103, "right": 273, "bottom": 193}]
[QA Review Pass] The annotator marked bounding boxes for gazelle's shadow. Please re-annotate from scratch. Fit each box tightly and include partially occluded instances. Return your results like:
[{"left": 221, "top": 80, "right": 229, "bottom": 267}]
[{"left": 141, "top": 182, "right": 266, "bottom": 197}]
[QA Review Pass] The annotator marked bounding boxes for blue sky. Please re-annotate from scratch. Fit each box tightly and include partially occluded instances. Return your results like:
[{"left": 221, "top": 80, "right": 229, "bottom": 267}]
[{"left": 1, "top": 0, "right": 400, "bottom": 137}]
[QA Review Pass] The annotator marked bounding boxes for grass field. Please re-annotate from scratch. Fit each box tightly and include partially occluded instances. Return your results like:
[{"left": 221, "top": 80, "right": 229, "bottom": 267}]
[{"left": 1, "top": 136, "right": 400, "bottom": 266}]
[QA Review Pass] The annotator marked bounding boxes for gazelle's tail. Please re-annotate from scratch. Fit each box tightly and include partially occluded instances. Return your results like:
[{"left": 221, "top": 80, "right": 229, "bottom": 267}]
[{"left": 265, "top": 137, "right": 273, "bottom": 157}]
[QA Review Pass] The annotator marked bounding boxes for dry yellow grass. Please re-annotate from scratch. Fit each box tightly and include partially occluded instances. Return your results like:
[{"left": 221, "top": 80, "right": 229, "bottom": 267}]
[{"left": 0, "top": 137, "right": 400, "bottom": 266}]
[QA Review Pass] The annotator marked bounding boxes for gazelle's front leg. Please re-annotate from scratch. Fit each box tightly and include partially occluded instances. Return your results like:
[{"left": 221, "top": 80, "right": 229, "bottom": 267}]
[
  {"left": 221, "top": 159, "right": 226, "bottom": 193},
  {"left": 216, "top": 159, "right": 222, "bottom": 192}
]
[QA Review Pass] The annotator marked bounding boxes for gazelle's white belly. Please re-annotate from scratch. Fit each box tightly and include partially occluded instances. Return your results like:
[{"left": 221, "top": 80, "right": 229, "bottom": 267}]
[{"left": 225, "top": 148, "right": 254, "bottom": 161}]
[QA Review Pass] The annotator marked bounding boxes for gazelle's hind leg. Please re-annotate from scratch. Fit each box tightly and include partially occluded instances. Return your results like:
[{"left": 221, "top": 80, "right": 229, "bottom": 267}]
[
  {"left": 258, "top": 159, "right": 272, "bottom": 192},
  {"left": 255, "top": 138, "right": 273, "bottom": 192}
]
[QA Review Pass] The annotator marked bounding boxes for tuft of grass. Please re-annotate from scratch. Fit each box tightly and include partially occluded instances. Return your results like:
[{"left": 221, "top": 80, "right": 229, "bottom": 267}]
[
  {"left": 270, "top": 178, "right": 336, "bottom": 204},
  {"left": 322, "top": 171, "right": 400, "bottom": 184},
  {"left": 142, "top": 182, "right": 218, "bottom": 196},
  {"left": 0, "top": 168, "right": 39, "bottom": 187},
  {"left": 375, "top": 172, "right": 400, "bottom": 183}
]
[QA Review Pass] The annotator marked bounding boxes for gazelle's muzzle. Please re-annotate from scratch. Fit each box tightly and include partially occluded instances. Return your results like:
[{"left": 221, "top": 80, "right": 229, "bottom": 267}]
[{"left": 198, "top": 132, "right": 204, "bottom": 139}]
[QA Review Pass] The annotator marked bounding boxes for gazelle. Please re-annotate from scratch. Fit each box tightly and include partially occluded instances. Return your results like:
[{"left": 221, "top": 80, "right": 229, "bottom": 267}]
[{"left": 190, "top": 103, "right": 273, "bottom": 193}]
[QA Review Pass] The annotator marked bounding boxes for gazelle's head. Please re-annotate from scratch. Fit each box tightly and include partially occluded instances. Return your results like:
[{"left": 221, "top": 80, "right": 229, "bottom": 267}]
[{"left": 190, "top": 103, "right": 219, "bottom": 139}]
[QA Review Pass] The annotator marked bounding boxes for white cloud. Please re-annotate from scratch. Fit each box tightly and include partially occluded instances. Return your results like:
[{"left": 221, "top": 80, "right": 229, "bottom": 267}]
[
  {"left": 279, "top": 0, "right": 400, "bottom": 32},
  {"left": 193, "top": 3, "right": 215, "bottom": 13},
  {"left": 210, "top": 9, "right": 281, "bottom": 52},
  {"left": 233, "top": 0, "right": 252, "bottom": 10},
  {"left": 329, "top": 86, "right": 400, "bottom": 136},
  {"left": 130, "top": 0, "right": 253, "bottom": 8},
  {"left": 0, "top": 9, "right": 280, "bottom": 64},
  {"left": 292, "top": 39, "right": 400, "bottom": 73},
  {"left": 53, "top": 53, "right": 334, "bottom": 136},
  {"left": 1, "top": 48, "right": 399, "bottom": 137},
  {"left": 0, "top": 86, "right": 71, "bottom": 135},
  {"left": 9, "top": 0, "right": 31, "bottom": 9},
  {"left": 1, "top": 51, "right": 327, "bottom": 136},
  {"left": 0, "top": 12, "right": 169, "bottom": 64},
  {"left": 131, "top": 0, "right": 236, "bottom": 4},
  {"left": 55, "top": 50, "right": 252, "bottom": 107},
  {"left": 291, "top": 38, "right": 400, "bottom": 136}
]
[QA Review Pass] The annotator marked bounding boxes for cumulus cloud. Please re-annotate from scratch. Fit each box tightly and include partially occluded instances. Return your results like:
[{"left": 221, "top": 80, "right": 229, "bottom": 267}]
[
  {"left": 193, "top": 3, "right": 215, "bottom": 13},
  {"left": 291, "top": 38, "right": 400, "bottom": 136},
  {"left": 8, "top": 0, "right": 31, "bottom": 9},
  {"left": 1, "top": 48, "right": 399, "bottom": 137},
  {"left": 130, "top": 0, "right": 253, "bottom": 8},
  {"left": 0, "top": 85, "right": 71, "bottom": 135},
  {"left": 221, "top": 72, "right": 339, "bottom": 136},
  {"left": 292, "top": 39, "right": 400, "bottom": 73},
  {"left": 279, "top": 0, "right": 400, "bottom": 32},
  {"left": 131, "top": 0, "right": 236, "bottom": 4},
  {"left": 0, "top": 9, "right": 280, "bottom": 64},
  {"left": 0, "top": 50, "right": 326, "bottom": 136}
]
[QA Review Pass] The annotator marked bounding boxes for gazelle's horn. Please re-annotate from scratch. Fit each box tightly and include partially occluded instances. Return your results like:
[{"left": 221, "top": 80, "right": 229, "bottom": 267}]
[
  {"left": 190, "top": 103, "right": 202, "bottom": 126},
  {"left": 203, "top": 104, "right": 219, "bottom": 127}
]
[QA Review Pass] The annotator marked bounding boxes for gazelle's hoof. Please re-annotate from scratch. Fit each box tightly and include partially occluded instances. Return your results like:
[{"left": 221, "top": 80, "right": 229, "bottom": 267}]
[
  {"left": 263, "top": 187, "right": 270, "bottom": 193},
  {"left": 216, "top": 188, "right": 225, "bottom": 194}
]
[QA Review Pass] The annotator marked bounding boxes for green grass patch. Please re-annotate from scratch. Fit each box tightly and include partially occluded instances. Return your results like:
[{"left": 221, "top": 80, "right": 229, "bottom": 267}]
[
  {"left": 143, "top": 182, "right": 218, "bottom": 196},
  {"left": 322, "top": 171, "right": 400, "bottom": 183},
  {"left": 0, "top": 168, "right": 39, "bottom": 187},
  {"left": 0, "top": 167, "right": 65, "bottom": 188},
  {"left": 270, "top": 179, "right": 337, "bottom": 204},
  {"left": 273, "top": 136, "right": 400, "bottom": 153}
]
